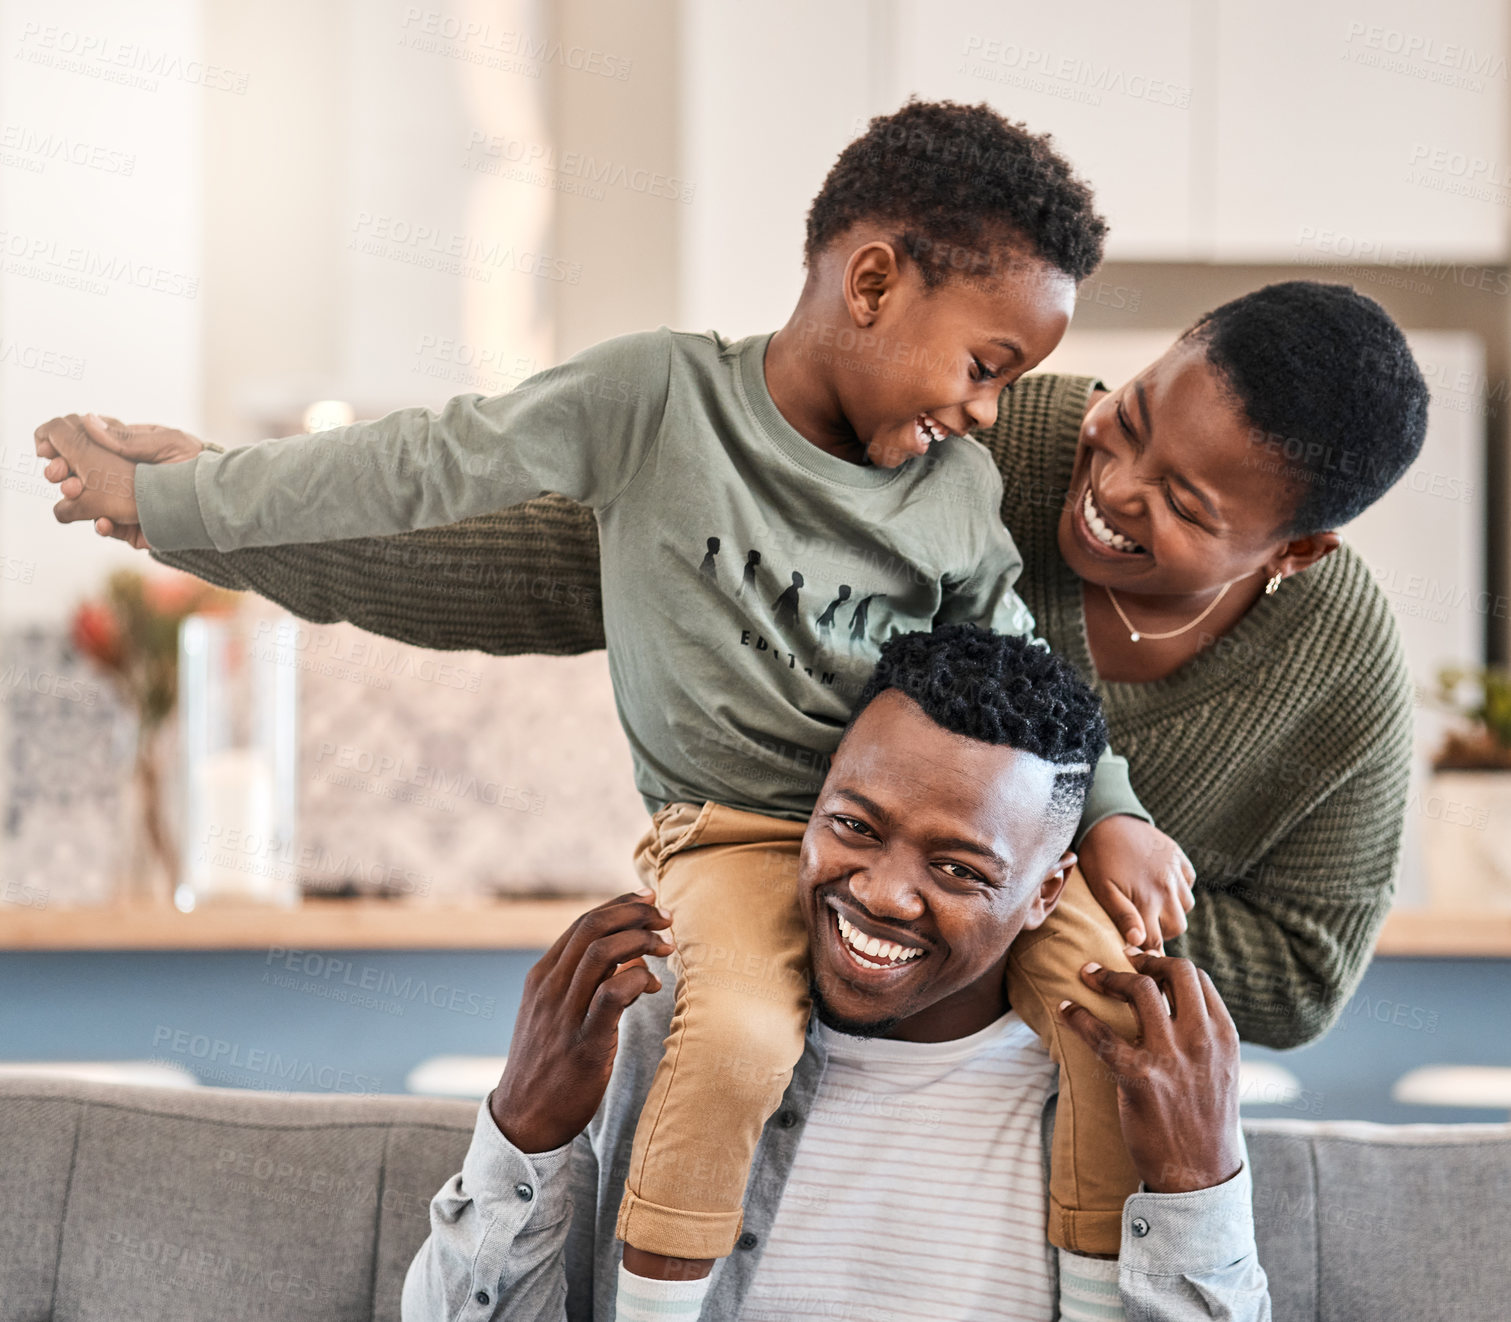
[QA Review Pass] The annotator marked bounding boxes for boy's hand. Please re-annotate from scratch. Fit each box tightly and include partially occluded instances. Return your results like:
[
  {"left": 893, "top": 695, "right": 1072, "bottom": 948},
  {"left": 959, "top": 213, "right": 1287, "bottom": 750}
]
[
  {"left": 34, "top": 412, "right": 151, "bottom": 538},
  {"left": 36, "top": 414, "right": 205, "bottom": 549},
  {"left": 1077, "top": 814, "right": 1195, "bottom": 952}
]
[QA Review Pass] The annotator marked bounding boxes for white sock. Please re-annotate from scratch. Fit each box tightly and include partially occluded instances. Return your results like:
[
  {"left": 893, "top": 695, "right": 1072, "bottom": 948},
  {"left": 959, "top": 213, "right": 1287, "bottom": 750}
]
[
  {"left": 615, "top": 1261, "right": 713, "bottom": 1320},
  {"left": 1057, "top": 1248, "right": 1123, "bottom": 1321}
]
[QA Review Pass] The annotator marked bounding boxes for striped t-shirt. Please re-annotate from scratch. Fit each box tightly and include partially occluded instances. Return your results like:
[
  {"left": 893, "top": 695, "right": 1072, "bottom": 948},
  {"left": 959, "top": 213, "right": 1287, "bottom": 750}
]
[{"left": 740, "top": 1010, "right": 1062, "bottom": 1321}]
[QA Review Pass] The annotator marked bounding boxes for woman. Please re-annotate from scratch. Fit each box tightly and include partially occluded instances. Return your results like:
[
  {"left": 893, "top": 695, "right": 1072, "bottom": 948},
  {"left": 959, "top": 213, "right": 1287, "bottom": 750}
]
[{"left": 73, "top": 279, "right": 1422, "bottom": 1051}]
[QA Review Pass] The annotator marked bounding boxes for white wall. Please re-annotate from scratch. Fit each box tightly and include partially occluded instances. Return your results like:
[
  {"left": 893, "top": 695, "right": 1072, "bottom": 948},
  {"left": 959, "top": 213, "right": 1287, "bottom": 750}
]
[
  {"left": 677, "top": 0, "right": 881, "bottom": 337},
  {"left": 0, "top": 0, "right": 204, "bottom": 627},
  {"left": 210, "top": 0, "right": 554, "bottom": 437},
  {"left": 1, "top": 0, "right": 556, "bottom": 626},
  {"left": 682, "top": 1, "right": 1510, "bottom": 266}
]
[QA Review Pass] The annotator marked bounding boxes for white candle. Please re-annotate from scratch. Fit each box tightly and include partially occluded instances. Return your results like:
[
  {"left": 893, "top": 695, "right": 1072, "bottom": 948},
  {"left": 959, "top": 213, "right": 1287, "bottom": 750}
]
[{"left": 189, "top": 747, "right": 292, "bottom": 903}]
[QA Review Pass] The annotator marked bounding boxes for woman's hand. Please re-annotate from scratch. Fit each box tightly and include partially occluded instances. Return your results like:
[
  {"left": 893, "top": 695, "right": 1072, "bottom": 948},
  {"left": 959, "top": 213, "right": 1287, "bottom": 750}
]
[
  {"left": 1077, "top": 814, "right": 1196, "bottom": 952},
  {"left": 34, "top": 413, "right": 204, "bottom": 549},
  {"left": 489, "top": 890, "right": 674, "bottom": 1155}
]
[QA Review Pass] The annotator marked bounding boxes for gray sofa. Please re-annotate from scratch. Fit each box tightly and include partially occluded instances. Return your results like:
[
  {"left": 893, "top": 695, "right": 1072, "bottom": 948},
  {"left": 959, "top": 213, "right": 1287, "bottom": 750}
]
[{"left": 2, "top": 1075, "right": 1508, "bottom": 1321}]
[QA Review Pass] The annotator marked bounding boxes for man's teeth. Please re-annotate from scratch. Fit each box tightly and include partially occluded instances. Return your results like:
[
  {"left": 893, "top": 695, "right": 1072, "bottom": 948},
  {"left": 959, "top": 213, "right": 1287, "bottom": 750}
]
[
  {"left": 837, "top": 912, "right": 923, "bottom": 968},
  {"left": 915, "top": 415, "right": 948, "bottom": 446},
  {"left": 1082, "top": 489, "right": 1144, "bottom": 554}
]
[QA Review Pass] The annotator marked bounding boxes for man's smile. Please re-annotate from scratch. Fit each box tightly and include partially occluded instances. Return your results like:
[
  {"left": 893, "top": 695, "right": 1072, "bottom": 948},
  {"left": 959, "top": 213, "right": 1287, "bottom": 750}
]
[{"left": 822, "top": 893, "right": 933, "bottom": 982}]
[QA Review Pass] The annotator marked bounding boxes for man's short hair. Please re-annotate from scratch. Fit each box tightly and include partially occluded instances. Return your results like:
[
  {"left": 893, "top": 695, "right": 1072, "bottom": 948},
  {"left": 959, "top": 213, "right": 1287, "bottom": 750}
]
[{"left": 849, "top": 624, "right": 1108, "bottom": 827}]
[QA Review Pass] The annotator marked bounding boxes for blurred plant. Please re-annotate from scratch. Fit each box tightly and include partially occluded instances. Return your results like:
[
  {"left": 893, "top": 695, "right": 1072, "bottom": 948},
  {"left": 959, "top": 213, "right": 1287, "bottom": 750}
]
[
  {"left": 70, "top": 568, "right": 240, "bottom": 901},
  {"left": 1432, "top": 665, "right": 1511, "bottom": 771}
]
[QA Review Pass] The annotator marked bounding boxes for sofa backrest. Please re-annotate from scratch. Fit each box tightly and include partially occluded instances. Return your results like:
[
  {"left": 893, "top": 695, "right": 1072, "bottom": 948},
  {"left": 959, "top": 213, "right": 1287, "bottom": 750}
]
[
  {"left": 1245, "top": 1116, "right": 1511, "bottom": 1321},
  {"left": 4, "top": 1078, "right": 1511, "bottom": 1321},
  {"left": 0, "top": 1077, "right": 475, "bottom": 1322}
]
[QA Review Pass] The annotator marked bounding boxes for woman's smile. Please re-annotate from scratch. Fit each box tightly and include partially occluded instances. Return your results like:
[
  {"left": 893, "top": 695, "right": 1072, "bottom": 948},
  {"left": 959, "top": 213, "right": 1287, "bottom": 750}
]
[
  {"left": 1079, "top": 483, "right": 1146, "bottom": 556},
  {"left": 1066, "top": 453, "right": 1156, "bottom": 576}
]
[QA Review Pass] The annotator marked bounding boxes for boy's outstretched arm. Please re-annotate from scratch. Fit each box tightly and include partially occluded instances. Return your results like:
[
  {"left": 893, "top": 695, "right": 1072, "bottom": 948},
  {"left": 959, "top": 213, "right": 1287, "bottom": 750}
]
[
  {"left": 149, "top": 500, "right": 609, "bottom": 657},
  {"left": 37, "top": 330, "right": 673, "bottom": 554},
  {"left": 37, "top": 413, "right": 609, "bottom": 656}
]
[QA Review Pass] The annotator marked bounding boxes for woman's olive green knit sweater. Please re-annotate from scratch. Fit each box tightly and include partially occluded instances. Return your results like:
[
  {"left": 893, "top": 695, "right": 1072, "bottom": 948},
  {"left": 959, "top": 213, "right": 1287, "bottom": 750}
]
[{"left": 151, "top": 373, "right": 1414, "bottom": 1049}]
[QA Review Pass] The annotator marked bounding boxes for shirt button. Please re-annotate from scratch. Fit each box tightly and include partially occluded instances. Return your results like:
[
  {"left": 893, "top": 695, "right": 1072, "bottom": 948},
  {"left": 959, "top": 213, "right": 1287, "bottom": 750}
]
[
  {"left": 514, "top": 1182, "right": 534, "bottom": 1201},
  {"left": 1131, "top": 1217, "right": 1150, "bottom": 1238},
  {"left": 737, "top": 1232, "right": 759, "bottom": 1250},
  {"left": 776, "top": 1110, "right": 798, "bottom": 1128},
  {"left": 475, "top": 1289, "right": 491, "bottom": 1305}
]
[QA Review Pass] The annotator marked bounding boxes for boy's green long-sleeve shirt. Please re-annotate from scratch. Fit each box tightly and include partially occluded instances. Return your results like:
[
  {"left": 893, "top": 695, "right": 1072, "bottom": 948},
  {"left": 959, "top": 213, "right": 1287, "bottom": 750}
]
[{"left": 137, "top": 326, "right": 1146, "bottom": 830}]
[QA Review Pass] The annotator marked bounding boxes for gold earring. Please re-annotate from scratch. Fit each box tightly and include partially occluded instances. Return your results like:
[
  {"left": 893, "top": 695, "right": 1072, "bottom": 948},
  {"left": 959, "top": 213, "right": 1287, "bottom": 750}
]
[{"left": 1264, "top": 572, "right": 1283, "bottom": 596}]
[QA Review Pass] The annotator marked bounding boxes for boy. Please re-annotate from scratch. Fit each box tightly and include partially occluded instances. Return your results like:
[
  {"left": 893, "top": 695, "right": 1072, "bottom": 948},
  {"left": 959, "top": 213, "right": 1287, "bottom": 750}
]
[{"left": 40, "top": 99, "right": 1191, "bottom": 1311}]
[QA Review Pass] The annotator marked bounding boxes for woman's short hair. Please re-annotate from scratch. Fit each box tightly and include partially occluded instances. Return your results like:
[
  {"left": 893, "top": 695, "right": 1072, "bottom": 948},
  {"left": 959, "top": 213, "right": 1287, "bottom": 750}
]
[{"left": 1185, "top": 281, "right": 1429, "bottom": 535}]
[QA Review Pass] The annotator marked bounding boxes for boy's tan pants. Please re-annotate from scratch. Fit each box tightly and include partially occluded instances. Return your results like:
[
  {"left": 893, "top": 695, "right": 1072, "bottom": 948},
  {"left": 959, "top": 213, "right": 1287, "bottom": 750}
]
[{"left": 614, "top": 800, "right": 1141, "bottom": 1261}]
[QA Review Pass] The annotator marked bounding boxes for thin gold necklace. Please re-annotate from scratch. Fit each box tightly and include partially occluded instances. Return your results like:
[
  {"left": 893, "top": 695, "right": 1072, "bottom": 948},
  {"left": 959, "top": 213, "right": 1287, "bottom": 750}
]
[{"left": 1104, "top": 581, "right": 1233, "bottom": 643}]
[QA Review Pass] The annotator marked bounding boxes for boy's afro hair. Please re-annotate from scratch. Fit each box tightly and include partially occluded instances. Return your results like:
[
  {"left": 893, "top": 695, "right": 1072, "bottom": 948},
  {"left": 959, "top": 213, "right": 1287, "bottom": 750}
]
[{"left": 805, "top": 98, "right": 1107, "bottom": 286}]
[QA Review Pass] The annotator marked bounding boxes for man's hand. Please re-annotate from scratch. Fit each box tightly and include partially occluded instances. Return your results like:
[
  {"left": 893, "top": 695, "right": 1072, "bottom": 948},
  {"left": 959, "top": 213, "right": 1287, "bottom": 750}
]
[
  {"left": 1078, "top": 815, "right": 1195, "bottom": 952},
  {"left": 34, "top": 413, "right": 202, "bottom": 547},
  {"left": 1058, "top": 952, "right": 1243, "bottom": 1195},
  {"left": 489, "top": 889, "right": 674, "bottom": 1155}
]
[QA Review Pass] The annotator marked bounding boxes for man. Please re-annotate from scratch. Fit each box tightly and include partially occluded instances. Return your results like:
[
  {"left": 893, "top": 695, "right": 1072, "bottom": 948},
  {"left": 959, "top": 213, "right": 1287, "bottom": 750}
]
[{"left": 401, "top": 625, "right": 1269, "bottom": 1321}]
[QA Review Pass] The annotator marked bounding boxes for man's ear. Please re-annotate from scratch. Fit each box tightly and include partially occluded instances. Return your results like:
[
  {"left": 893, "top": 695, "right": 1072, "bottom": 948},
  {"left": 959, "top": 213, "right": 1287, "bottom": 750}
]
[
  {"left": 1269, "top": 530, "right": 1340, "bottom": 581},
  {"left": 1021, "top": 850, "right": 1076, "bottom": 933}
]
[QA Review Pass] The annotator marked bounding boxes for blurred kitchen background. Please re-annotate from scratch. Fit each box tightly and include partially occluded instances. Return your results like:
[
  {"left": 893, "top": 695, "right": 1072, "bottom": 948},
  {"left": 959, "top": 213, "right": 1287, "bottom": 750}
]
[{"left": 1, "top": 0, "right": 1509, "bottom": 1121}]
